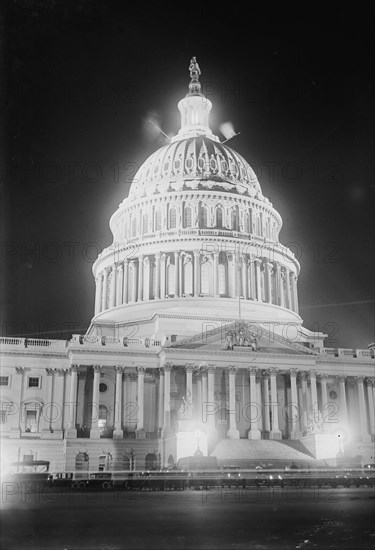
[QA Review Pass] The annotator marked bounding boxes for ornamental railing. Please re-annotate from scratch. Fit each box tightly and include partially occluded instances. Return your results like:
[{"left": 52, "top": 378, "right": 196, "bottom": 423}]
[{"left": 0, "top": 337, "right": 68, "bottom": 350}]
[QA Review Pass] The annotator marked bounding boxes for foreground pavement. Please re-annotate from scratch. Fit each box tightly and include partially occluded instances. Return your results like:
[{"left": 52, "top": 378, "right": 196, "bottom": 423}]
[{"left": 1, "top": 486, "right": 375, "bottom": 549}]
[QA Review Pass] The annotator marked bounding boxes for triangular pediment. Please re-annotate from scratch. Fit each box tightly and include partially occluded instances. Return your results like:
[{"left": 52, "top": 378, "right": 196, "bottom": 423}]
[{"left": 165, "top": 321, "right": 320, "bottom": 356}]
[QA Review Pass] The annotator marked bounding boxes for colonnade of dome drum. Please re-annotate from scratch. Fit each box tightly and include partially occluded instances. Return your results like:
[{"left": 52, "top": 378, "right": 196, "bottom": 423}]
[{"left": 93, "top": 189, "right": 299, "bottom": 317}]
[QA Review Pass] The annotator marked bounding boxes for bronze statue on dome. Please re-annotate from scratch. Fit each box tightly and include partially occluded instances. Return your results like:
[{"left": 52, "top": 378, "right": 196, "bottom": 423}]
[{"left": 189, "top": 57, "right": 201, "bottom": 81}]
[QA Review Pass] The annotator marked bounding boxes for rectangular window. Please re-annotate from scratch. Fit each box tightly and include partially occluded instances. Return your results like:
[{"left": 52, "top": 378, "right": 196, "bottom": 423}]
[
  {"left": 28, "top": 377, "right": 40, "bottom": 388},
  {"left": 0, "top": 376, "right": 9, "bottom": 386}
]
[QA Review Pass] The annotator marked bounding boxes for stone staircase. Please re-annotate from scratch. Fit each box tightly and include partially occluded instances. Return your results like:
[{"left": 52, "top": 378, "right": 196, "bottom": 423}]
[{"left": 210, "top": 439, "right": 319, "bottom": 468}]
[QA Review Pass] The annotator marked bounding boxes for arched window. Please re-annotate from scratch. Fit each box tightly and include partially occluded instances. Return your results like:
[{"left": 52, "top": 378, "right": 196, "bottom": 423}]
[
  {"left": 200, "top": 205, "right": 208, "bottom": 227},
  {"left": 219, "top": 263, "right": 226, "bottom": 295},
  {"left": 155, "top": 210, "right": 161, "bottom": 231},
  {"left": 201, "top": 261, "right": 210, "bottom": 294},
  {"left": 216, "top": 207, "right": 223, "bottom": 228},
  {"left": 169, "top": 208, "right": 176, "bottom": 229},
  {"left": 131, "top": 217, "right": 137, "bottom": 237},
  {"left": 184, "top": 206, "right": 192, "bottom": 228},
  {"left": 142, "top": 213, "right": 148, "bottom": 234}
]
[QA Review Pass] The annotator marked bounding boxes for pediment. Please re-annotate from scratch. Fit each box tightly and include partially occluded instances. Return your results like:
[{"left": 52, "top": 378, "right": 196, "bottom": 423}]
[{"left": 164, "top": 321, "right": 319, "bottom": 356}]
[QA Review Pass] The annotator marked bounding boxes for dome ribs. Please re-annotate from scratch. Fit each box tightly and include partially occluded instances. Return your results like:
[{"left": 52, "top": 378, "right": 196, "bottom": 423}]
[{"left": 128, "top": 136, "right": 262, "bottom": 200}]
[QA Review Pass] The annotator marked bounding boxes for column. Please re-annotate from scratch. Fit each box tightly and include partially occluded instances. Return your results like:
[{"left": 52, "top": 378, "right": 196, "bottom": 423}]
[
  {"left": 158, "top": 369, "right": 164, "bottom": 432},
  {"left": 275, "top": 264, "right": 281, "bottom": 306},
  {"left": 185, "top": 363, "right": 194, "bottom": 417},
  {"left": 355, "top": 376, "right": 371, "bottom": 442},
  {"left": 94, "top": 275, "right": 102, "bottom": 315},
  {"left": 269, "top": 367, "right": 281, "bottom": 439},
  {"left": 201, "top": 368, "right": 208, "bottom": 406},
  {"left": 90, "top": 365, "right": 101, "bottom": 439},
  {"left": 264, "top": 262, "right": 272, "bottom": 303},
  {"left": 231, "top": 254, "right": 237, "bottom": 297},
  {"left": 143, "top": 257, "right": 150, "bottom": 300},
  {"left": 289, "top": 369, "right": 301, "bottom": 439},
  {"left": 227, "top": 368, "right": 240, "bottom": 439},
  {"left": 179, "top": 252, "right": 183, "bottom": 295},
  {"left": 299, "top": 371, "right": 308, "bottom": 434},
  {"left": 337, "top": 375, "right": 348, "bottom": 426},
  {"left": 41, "top": 368, "right": 54, "bottom": 434},
  {"left": 116, "top": 264, "right": 123, "bottom": 306},
  {"left": 137, "top": 255, "right": 144, "bottom": 301},
  {"left": 366, "top": 378, "right": 375, "bottom": 439},
  {"left": 123, "top": 259, "right": 129, "bottom": 304},
  {"left": 113, "top": 366, "right": 124, "bottom": 439},
  {"left": 248, "top": 368, "right": 261, "bottom": 439},
  {"left": 194, "top": 250, "right": 200, "bottom": 296},
  {"left": 285, "top": 269, "right": 292, "bottom": 309},
  {"left": 241, "top": 256, "right": 248, "bottom": 299},
  {"left": 213, "top": 251, "right": 219, "bottom": 297},
  {"left": 279, "top": 270, "right": 285, "bottom": 308},
  {"left": 227, "top": 366, "right": 239, "bottom": 439},
  {"left": 318, "top": 373, "right": 328, "bottom": 421},
  {"left": 132, "top": 261, "right": 138, "bottom": 301},
  {"left": 67, "top": 364, "right": 79, "bottom": 438},
  {"left": 76, "top": 371, "right": 86, "bottom": 429},
  {"left": 163, "top": 363, "right": 172, "bottom": 432},
  {"left": 109, "top": 265, "right": 117, "bottom": 308},
  {"left": 292, "top": 274, "right": 299, "bottom": 313},
  {"left": 174, "top": 251, "right": 179, "bottom": 297},
  {"left": 195, "top": 371, "right": 202, "bottom": 422},
  {"left": 248, "top": 258, "right": 255, "bottom": 300},
  {"left": 207, "top": 364, "right": 216, "bottom": 433},
  {"left": 12, "top": 367, "right": 25, "bottom": 435},
  {"left": 53, "top": 369, "right": 66, "bottom": 435},
  {"left": 255, "top": 259, "right": 262, "bottom": 301},
  {"left": 102, "top": 268, "right": 109, "bottom": 310},
  {"left": 155, "top": 252, "right": 161, "bottom": 299},
  {"left": 262, "top": 371, "right": 270, "bottom": 435},
  {"left": 160, "top": 253, "right": 166, "bottom": 298},
  {"left": 309, "top": 370, "right": 318, "bottom": 423},
  {"left": 136, "top": 367, "right": 146, "bottom": 437}
]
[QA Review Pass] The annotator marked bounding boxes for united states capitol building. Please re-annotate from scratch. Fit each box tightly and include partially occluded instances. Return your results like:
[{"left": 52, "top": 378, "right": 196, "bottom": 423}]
[{"left": 1, "top": 59, "right": 374, "bottom": 474}]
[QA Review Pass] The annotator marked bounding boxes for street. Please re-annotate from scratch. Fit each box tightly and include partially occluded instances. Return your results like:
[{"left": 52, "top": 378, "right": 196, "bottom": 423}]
[{"left": 1, "top": 486, "right": 375, "bottom": 549}]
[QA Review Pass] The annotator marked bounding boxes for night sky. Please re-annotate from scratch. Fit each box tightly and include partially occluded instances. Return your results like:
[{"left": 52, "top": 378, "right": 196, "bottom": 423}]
[{"left": 2, "top": 2, "right": 374, "bottom": 348}]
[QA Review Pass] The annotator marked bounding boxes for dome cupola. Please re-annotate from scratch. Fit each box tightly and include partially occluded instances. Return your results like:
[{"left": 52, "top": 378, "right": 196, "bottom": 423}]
[{"left": 173, "top": 56, "right": 218, "bottom": 143}]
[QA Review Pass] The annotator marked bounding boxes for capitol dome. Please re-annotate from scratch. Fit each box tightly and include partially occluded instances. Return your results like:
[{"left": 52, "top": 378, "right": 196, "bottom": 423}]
[
  {"left": 127, "top": 136, "right": 262, "bottom": 202},
  {"left": 90, "top": 58, "right": 302, "bottom": 340}
]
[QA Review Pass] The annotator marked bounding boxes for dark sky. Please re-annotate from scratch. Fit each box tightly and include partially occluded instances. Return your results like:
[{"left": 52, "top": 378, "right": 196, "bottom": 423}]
[{"left": 2, "top": 1, "right": 374, "bottom": 348}]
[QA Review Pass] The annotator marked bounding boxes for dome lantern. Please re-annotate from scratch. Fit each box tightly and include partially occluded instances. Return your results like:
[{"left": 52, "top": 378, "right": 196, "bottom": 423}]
[{"left": 173, "top": 57, "right": 219, "bottom": 143}]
